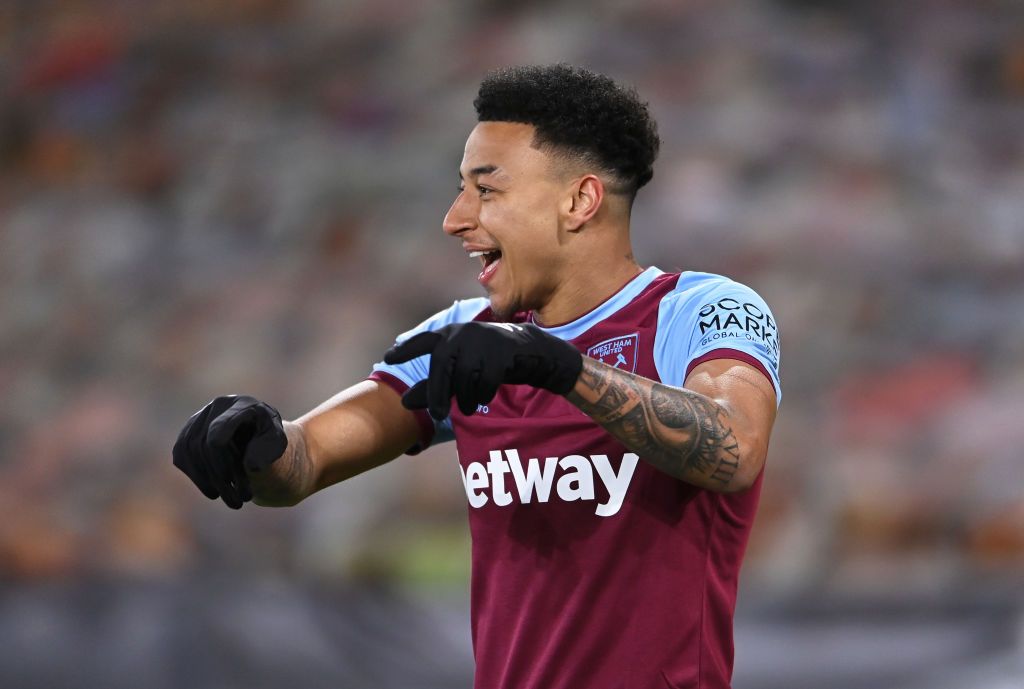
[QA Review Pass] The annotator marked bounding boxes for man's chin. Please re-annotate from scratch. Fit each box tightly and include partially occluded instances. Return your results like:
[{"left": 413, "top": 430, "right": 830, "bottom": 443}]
[{"left": 487, "top": 294, "right": 521, "bottom": 321}]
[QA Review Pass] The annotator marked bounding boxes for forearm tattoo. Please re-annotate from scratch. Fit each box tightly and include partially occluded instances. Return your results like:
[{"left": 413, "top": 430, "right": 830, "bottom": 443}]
[
  {"left": 250, "top": 423, "right": 314, "bottom": 506},
  {"left": 566, "top": 358, "right": 742, "bottom": 490}
]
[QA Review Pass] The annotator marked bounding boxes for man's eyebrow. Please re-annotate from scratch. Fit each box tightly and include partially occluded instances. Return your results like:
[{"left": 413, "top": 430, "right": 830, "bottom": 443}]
[{"left": 459, "top": 165, "right": 500, "bottom": 180}]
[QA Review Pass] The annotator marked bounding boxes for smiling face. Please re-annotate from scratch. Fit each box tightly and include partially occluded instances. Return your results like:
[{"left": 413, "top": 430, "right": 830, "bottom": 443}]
[{"left": 444, "top": 122, "right": 572, "bottom": 319}]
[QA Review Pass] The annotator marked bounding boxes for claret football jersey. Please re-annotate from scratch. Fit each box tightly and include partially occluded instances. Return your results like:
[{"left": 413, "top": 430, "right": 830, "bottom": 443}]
[{"left": 370, "top": 267, "right": 780, "bottom": 689}]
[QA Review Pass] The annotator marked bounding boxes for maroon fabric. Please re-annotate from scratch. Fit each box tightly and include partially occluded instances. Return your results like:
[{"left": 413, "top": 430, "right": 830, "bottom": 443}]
[{"left": 450, "top": 273, "right": 761, "bottom": 689}]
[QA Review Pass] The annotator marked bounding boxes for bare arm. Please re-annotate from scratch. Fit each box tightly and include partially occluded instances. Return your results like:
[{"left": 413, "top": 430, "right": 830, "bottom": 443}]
[
  {"left": 566, "top": 357, "right": 777, "bottom": 493},
  {"left": 249, "top": 380, "right": 421, "bottom": 506}
]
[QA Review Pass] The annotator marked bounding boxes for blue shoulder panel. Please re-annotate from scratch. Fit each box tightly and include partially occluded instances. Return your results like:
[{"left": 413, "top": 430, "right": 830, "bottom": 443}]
[{"left": 653, "top": 272, "right": 781, "bottom": 405}]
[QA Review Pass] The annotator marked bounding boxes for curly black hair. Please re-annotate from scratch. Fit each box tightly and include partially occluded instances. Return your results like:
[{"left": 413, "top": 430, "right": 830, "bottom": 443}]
[{"left": 474, "top": 64, "right": 660, "bottom": 199}]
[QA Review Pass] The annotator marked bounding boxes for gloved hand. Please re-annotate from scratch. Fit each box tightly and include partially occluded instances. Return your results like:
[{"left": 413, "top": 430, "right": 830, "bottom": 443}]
[
  {"left": 171, "top": 395, "right": 287, "bottom": 509},
  {"left": 384, "top": 322, "right": 582, "bottom": 420}
]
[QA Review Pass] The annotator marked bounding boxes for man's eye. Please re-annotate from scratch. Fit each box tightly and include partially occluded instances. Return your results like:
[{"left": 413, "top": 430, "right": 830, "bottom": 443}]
[{"left": 455, "top": 185, "right": 491, "bottom": 197}]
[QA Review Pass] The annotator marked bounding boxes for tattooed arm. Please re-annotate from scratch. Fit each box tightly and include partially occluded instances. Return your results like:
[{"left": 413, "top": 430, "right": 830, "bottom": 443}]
[{"left": 566, "top": 357, "right": 777, "bottom": 493}]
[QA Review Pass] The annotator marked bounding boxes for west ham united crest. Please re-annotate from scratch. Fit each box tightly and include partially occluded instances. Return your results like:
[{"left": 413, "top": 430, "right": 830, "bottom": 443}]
[{"left": 587, "top": 333, "right": 639, "bottom": 373}]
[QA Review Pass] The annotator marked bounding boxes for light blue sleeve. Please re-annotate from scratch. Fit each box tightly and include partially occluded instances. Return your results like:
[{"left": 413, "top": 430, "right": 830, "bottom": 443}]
[
  {"left": 653, "top": 274, "right": 781, "bottom": 406},
  {"left": 371, "top": 298, "right": 490, "bottom": 446}
]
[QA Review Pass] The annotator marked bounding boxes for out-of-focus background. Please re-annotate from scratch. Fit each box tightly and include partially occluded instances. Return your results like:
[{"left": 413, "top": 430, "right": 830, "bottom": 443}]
[{"left": 1, "top": 0, "right": 1022, "bottom": 687}]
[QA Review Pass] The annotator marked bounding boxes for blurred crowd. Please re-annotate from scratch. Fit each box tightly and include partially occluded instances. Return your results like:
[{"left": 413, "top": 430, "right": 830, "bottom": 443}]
[{"left": 1, "top": 0, "right": 1022, "bottom": 600}]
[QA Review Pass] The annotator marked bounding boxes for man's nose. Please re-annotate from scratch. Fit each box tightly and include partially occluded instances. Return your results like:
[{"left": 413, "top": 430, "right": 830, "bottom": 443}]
[{"left": 443, "top": 192, "right": 476, "bottom": 236}]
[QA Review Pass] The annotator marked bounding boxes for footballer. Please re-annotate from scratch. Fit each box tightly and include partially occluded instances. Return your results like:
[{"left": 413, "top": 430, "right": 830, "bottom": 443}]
[{"left": 173, "top": 64, "right": 780, "bottom": 689}]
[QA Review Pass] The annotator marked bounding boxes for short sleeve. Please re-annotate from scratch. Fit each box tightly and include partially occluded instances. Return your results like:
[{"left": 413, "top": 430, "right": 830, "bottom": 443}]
[
  {"left": 369, "top": 298, "right": 490, "bottom": 453},
  {"left": 653, "top": 274, "right": 781, "bottom": 406}
]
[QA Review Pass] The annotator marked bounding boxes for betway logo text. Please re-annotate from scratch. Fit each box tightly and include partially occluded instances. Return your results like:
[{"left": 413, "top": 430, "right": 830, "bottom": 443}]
[{"left": 459, "top": 449, "right": 639, "bottom": 517}]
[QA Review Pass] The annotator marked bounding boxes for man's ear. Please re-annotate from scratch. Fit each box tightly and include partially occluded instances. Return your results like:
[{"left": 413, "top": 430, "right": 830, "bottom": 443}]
[{"left": 563, "top": 174, "right": 604, "bottom": 232}]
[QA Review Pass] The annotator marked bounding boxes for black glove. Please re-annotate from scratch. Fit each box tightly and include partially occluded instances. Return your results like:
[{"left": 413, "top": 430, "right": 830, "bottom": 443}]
[
  {"left": 171, "top": 395, "right": 287, "bottom": 509},
  {"left": 384, "top": 322, "right": 582, "bottom": 420}
]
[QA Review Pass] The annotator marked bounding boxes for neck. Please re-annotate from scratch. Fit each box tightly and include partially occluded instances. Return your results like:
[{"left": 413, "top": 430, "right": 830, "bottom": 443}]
[{"left": 533, "top": 252, "right": 644, "bottom": 327}]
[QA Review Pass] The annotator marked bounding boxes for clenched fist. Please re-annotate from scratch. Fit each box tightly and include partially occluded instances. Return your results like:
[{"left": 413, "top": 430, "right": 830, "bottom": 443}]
[{"left": 171, "top": 395, "right": 287, "bottom": 509}]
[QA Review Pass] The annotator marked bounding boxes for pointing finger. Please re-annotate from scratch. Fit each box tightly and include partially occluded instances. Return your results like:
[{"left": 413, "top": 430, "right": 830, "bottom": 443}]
[
  {"left": 384, "top": 331, "right": 445, "bottom": 365},
  {"left": 427, "top": 348, "right": 456, "bottom": 421},
  {"left": 453, "top": 360, "right": 483, "bottom": 416}
]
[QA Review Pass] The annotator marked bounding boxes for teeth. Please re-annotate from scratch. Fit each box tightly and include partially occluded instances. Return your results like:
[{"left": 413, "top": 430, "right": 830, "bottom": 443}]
[{"left": 469, "top": 251, "right": 487, "bottom": 258}]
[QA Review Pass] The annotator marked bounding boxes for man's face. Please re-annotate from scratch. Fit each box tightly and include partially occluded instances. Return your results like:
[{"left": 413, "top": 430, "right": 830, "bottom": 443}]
[{"left": 444, "top": 122, "right": 568, "bottom": 319}]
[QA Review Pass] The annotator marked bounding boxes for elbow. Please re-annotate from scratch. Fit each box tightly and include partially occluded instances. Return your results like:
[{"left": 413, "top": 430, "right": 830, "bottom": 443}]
[
  {"left": 717, "top": 435, "right": 768, "bottom": 494},
  {"left": 705, "top": 396, "right": 774, "bottom": 494},
  {"left": 719, "top": 453, "right": 765, "bottom": 493}
]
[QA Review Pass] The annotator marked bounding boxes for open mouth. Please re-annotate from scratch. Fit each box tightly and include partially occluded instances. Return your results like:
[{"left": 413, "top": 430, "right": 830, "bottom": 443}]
[
  {"left": 469, "top": 249, "right": 503, "bottom": 285},
  {"left": 469, "top": 249, "right": 502, "bottom": 267}
]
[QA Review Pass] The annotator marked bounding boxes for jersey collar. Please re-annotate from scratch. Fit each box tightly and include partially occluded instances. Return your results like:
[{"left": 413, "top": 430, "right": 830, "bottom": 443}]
[{"left": 531, "top": 266, "right": 664, "bottom": 341}]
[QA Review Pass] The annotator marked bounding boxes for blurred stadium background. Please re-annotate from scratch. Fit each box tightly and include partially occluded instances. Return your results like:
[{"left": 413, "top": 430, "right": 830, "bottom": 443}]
[{"left": 1, "top": 0, "right": 1022, "bottom": 687}]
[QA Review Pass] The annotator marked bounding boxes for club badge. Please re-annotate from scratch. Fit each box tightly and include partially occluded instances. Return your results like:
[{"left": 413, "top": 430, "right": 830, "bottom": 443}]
[{"left": 587, "top": 333, "right": 639, "bottom": 373}]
